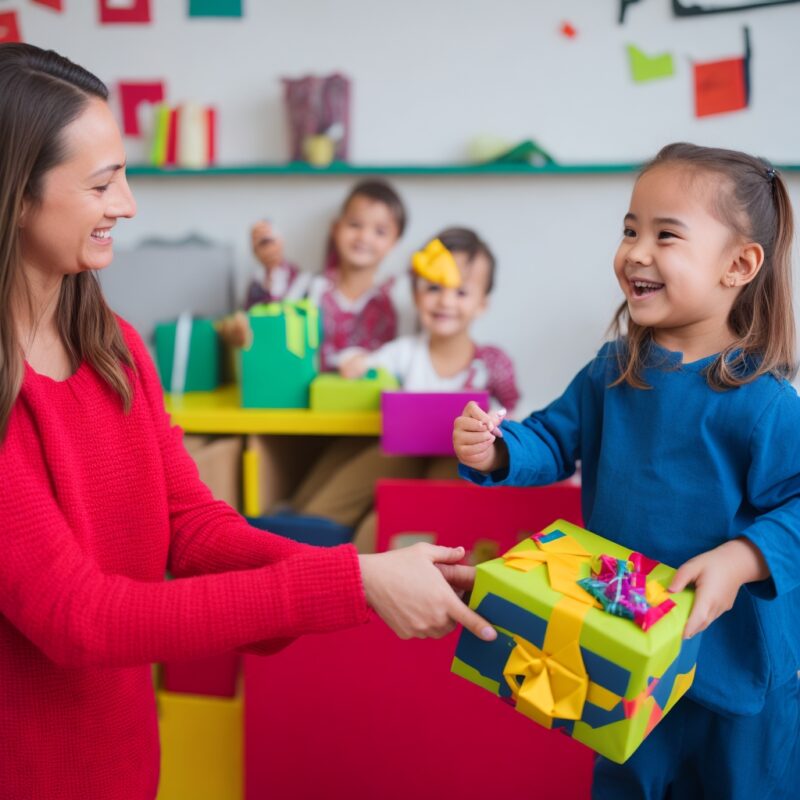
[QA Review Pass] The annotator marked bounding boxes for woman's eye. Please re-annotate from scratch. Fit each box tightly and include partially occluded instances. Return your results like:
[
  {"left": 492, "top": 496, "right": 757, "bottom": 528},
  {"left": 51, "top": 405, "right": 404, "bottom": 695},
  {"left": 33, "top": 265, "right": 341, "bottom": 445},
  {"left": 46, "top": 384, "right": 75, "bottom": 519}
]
[{"left": 93, "top": 184, "right": 110, "bottom": 193}]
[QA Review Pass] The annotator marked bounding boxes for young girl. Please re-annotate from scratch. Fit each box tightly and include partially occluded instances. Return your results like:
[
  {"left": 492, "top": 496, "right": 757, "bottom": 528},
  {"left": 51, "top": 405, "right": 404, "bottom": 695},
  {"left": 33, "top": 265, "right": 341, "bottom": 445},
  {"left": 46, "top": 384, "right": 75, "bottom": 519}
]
[
  {"left": 288, "top": 228, "right": 520, "bottom": 551},
  {"left": 341, "top": 227, "right": 520, "bottom": 411},
  {"left": 454, "top": 143, "right": 800, "bottom": 798}
]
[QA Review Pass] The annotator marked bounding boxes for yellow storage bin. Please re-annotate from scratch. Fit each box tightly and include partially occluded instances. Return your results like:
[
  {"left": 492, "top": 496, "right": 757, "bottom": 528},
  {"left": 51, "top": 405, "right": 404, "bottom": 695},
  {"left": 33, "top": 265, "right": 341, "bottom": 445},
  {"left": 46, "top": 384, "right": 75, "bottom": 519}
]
[{"left": 156, "top": 689, "right": 243, "bottom": 800}]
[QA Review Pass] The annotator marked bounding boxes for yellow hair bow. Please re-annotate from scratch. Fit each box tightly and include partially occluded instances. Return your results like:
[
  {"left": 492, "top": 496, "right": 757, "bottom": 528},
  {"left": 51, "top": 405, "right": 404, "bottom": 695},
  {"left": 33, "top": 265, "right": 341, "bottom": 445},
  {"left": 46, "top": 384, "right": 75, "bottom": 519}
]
[{"left": 411, "top": 238, "right": 461, "bottom": 288}]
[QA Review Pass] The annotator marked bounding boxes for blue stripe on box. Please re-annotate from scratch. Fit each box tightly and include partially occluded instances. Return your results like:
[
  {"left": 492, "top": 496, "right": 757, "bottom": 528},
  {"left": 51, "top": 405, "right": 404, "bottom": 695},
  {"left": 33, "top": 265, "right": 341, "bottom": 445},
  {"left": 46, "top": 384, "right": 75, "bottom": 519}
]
[
  {"left": 581, "top": 647, "right": 631, "bottom": 697},
  {"left": 455, "top": 627, "right": 516, "bottom": 688},
  {"left": 474, "top": 593, "right": 548, "bottom": 649},
  {"left": 650, "top": 633, "right": 702, "bottom": 709},
  {"left": 537, "top": 530, "right": 567, "bottom": 543}
]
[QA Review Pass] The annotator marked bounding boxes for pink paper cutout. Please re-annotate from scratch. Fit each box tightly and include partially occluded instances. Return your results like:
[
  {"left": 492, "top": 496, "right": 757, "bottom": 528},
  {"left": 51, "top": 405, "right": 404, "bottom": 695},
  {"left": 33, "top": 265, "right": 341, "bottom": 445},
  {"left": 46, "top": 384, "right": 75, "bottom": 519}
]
[
  {"left": 99, "top": 0, "right": 152, "bottom": 24},
  {"left": 0, "top": 11, "right": 21, "bottom": 43},
  {"left": 118, "top": 81, "right": 165, "bottom": 136}
]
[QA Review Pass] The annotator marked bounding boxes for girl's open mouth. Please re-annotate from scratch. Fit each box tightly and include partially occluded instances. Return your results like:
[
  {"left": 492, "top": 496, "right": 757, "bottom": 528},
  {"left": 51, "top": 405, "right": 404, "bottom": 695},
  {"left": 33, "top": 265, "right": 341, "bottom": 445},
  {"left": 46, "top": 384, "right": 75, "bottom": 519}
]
[{"left": 631, "top": 279, "right": 664, "bottom": 297}]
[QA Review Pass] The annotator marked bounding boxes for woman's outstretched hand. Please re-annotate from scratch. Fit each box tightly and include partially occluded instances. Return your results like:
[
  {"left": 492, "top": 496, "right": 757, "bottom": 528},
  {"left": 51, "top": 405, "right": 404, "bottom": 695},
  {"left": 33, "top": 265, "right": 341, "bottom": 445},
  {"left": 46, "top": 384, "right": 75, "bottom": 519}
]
[
  {"left": 358, "top": 544, "right": 497, "bottom": 641},
  {"left": 453, "top": 401, "right": 508, "bottom": 473}
]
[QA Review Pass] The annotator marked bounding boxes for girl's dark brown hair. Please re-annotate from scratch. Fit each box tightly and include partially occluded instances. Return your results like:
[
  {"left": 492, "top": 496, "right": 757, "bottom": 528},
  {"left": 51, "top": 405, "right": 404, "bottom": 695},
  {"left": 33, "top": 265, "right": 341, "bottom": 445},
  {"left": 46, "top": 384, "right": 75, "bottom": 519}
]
[
  {"left": 610, "top": 142, "right": 796, "bottom": 390},
  {"left": 0, "top": 43, "right": 134, "bottom": 441}
]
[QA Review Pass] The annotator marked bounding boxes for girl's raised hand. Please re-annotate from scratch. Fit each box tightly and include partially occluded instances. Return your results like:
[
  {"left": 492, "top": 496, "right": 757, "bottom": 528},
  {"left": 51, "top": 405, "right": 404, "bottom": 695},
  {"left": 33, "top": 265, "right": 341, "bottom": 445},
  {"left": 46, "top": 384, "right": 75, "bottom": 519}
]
[
  {"left": 453, "top": 401, "right": 508, "bottom": 473},
  {"left": 358, "top": 544, "right": 497, "bottom": 641},
  {"left": 669, "top": 538, "right": 770, "bottom": 639}
]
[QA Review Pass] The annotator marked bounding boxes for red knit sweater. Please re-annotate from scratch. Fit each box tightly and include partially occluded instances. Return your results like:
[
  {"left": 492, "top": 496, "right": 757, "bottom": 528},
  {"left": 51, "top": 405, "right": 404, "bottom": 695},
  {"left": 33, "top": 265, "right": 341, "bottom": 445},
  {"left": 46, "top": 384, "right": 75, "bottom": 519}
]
[{"left": 0, "top": 319, "right": 369, "bottom": 799}]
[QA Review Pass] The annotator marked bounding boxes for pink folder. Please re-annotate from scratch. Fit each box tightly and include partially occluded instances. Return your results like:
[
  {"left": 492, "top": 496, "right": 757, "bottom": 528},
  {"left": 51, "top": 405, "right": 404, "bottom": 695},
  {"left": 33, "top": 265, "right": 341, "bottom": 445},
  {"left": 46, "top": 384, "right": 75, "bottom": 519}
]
[{"left": 380, "top": 391, "right": 489, "bottom": 456}]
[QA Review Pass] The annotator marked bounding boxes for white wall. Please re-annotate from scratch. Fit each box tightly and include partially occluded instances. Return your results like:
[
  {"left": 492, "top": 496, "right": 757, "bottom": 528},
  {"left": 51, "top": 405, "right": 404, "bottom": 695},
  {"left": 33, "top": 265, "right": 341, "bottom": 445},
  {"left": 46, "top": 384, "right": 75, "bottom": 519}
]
[{"left": 19, "top": 0, "right": 800, "bottom": 410}]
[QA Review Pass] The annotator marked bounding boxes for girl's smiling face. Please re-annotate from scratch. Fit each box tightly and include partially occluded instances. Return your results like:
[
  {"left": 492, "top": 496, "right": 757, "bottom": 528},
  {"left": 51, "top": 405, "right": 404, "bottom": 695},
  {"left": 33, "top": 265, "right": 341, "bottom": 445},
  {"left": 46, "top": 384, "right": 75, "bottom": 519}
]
[
  {"left": 414, "top": 251, "right": 489, "bottom": 339},
  {"left": 19, "top": 97, "right": 136, "bottom": 282},
  {"left": 613, "top": 165, "right": 746, "bottom": 353},
  {"left": 332, "top": 194, "right": 399, "bottom": 272}
]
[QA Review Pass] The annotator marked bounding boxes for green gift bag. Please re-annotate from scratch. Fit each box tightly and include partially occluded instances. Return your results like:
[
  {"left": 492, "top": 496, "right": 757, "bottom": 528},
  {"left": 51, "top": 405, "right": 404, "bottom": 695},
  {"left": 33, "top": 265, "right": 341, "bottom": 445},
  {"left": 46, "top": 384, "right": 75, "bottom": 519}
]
[
  {"left": 239, "top": 300, "right": 320, "bottom": 408},
  {"left": 154, "top": 315, "right": 220, "bottom": 393},
  {"left": 309, "top": 369, "right": 399, "bottom": 412}
]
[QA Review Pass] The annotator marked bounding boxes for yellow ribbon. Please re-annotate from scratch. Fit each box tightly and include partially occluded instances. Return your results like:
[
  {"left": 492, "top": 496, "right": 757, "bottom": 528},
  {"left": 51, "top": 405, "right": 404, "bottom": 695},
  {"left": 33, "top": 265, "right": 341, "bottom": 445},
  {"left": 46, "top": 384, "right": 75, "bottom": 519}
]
[
  {"left": 503, "top": 597, "right": 590, "bottom": 725},
  {"left": 411, "top": 238, "right": 461, "bottom": 288},
  {"left": 503, "top": 534, "right": 599, "bottom": 606}
]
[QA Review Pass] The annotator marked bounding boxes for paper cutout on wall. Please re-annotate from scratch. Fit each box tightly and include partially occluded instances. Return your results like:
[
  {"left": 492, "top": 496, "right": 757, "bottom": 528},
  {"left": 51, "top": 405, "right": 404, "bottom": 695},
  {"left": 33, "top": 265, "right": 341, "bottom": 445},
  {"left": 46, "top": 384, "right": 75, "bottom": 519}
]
[
  {"left": 619, "top": 0, "right": 645, "bottom": 23},
  {"left": 0, "top": 11, "right": 21, "bottom": 43},
  {"left": 673, "top": 0, "right": 799, "bottom": 17},
  {"left": 32, "top": 0, "right": 64, "bottom": 10},
  {"left": 693, "top": 27, "right": 751, "bottom": 117},
  {"left": 118, "top": 81, "right": 165, "bottom": 136},
  {"left": 627, "top": 45, "right": 675, "bottom": 82},
  {"left": 188, "top": 0, "right": 243, "bottom": 17},
  {"left": 559, "top": 21, "right": 578, "bottom": 39},
  {"left": 99, "top": 0, "right": 151, "bottom": 24}
]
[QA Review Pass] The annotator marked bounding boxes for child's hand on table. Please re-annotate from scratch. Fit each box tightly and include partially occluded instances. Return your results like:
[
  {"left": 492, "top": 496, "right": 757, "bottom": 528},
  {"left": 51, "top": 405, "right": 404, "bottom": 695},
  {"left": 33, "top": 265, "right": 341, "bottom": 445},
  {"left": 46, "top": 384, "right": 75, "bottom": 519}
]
[
  {"left": 669, "top": 537, "right": 770, "bottom": 639},
  {"left": 251, "top": 220, "right": 285, "bottom": 270},
  {"left": 216, "top": 311, "right": 252, "bottom": 349},
  {"left": 358, "top": 544, "right": 497, "bottom": 642},
  {"left": 339, "top": 352, "right": 369, "bottom": 379},
  {"left": 453, "top": 401, "right": 508, "bottom": 473}
]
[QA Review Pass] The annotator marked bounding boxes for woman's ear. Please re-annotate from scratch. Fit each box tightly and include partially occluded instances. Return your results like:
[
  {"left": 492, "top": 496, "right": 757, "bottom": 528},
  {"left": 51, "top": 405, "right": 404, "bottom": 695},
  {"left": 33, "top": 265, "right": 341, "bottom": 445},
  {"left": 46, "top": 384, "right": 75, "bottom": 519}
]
[{"left": 724, "top": 242, "right": 764, "bottom": 289}]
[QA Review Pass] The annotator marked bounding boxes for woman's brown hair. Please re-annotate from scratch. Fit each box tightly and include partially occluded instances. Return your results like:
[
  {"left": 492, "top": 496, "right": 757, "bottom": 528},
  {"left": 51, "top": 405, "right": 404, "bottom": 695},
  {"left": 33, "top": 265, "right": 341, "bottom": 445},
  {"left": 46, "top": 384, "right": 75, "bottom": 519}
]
[
  {"left": 0, "top": 43, "right": 134, "bottom": 441},
  {"left": 610, "top": 142, "right": 796, "bottom": 390}
]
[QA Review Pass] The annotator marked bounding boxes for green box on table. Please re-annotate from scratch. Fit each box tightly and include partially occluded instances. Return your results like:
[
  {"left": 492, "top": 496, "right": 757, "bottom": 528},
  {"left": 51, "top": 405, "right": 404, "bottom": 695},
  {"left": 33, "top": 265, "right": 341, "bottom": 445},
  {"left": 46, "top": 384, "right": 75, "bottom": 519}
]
[
  {"left": 239, "top": 300, "right": 320, "bottom": 409},
  {"left": 154, "top": 317, "right": 220, "bottom": 393},
  {"left": 451, "top": 519, "right": 701, "bottom": 764}
]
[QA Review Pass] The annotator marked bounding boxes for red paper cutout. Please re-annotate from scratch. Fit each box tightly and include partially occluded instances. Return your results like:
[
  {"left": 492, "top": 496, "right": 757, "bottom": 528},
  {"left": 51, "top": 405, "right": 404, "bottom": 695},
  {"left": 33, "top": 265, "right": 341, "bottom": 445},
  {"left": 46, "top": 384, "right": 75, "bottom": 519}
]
[
  {"left": 32, "top": 0, "right": 64, "bottom": 10},
  {"left": 694, "top": 26, "right": 751, "bottom": 118},
  {"left": 118, "top": 81, "right": 165, "bottom": 136},
  {"left": 99, "top": 0, "right": 152, "bottom": 24},
  {"left": 560, "top": 21, "right": 577, "bottom": 38},
  {"left": 694, "top": 58, "right": 747, "bottom": 117},
  {"left": 206, "top": 107, "right": 217, "bottom": 165},
  {"left": 0, "top": 11, "right": 21, "bottom": 43},
  {"left": 165, "top": 107, "right": 178, "bottom": 166}
]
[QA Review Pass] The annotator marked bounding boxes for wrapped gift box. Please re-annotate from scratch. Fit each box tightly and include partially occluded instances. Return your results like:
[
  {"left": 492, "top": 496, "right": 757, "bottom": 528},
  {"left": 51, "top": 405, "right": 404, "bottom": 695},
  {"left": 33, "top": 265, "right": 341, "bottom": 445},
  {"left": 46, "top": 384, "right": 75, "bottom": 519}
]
[
  {"left": 240, "top": 300, "right": 320, "bottom": 408},
  {"left": 310, "top": 368, "right": 399, "bottom": 411},
  {"left": 381, "top": 391, "right": 489, "bottom": 456},
  {"left": 452, "top": 519, "right": 701, "bottom": 764},
  {"left": 154, "top": 317, "right": 220, "bottom": 393}
]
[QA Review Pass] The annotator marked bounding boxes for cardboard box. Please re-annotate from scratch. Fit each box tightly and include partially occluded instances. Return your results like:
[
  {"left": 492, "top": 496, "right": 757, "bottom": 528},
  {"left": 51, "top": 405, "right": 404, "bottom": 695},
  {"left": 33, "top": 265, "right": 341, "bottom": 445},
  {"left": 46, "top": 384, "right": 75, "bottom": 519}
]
[{"left": 452, "top": 519, "right": 701, "bottom": 764}]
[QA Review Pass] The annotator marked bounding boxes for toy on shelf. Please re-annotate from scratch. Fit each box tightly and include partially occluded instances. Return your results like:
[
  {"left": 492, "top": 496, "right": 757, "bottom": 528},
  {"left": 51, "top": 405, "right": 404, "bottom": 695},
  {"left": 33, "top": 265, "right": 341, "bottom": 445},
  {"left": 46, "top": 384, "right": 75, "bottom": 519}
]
[
  {"left": 239, "top": 300, "right": 320, "bottom": 408},
  {"left": 154, "top": 312, "right": 220, "bottom": 394},
  {"left": 467, "top": 135, "right": 556, "bottom": 167},
  {"left": 309, "top": 368, "right": 399, "bottom": 412},
  {"left": 282, "top": 73, "right": 351, "bottom": 167},
  {"left": 380, "top": 390, "right": 488, "bottom": 456},
  {"left": 452, "top": 519, "right": 701, "bottom": 764}
]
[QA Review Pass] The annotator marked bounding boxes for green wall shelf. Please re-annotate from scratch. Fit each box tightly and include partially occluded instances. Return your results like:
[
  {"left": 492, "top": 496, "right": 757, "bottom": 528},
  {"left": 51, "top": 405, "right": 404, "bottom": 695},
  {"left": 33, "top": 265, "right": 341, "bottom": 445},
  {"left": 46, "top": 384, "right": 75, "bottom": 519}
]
[{"left": 126, "top": 162, "right": 800, "bottom": 178}]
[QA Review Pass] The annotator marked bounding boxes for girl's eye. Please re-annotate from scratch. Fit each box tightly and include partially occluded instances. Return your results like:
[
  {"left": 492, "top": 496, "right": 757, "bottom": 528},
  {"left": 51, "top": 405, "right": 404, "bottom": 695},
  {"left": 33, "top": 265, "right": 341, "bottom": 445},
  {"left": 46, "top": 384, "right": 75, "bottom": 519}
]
[
  {"left": 425, "top": 284, "right": 441, "bottom": 294},
  {"left": 622, "top": 227, "right": 636, "bottom": 238},
  {"left": 658, "top": 230, "right": 677, "bottom": 240},
  {"left": 457, "top": 289, "right": 469, "bottom": 298}
]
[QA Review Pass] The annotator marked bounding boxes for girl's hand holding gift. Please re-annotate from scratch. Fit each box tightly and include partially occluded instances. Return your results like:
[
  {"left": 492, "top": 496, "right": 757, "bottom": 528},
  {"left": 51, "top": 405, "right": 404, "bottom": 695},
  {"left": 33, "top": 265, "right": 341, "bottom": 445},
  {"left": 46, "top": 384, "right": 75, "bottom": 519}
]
[
  {"left": 669, "top": 537, "right": 770, "bottom": 639},
  {"left": 453, "top": 401, "right": 508, "bottom": 473}
]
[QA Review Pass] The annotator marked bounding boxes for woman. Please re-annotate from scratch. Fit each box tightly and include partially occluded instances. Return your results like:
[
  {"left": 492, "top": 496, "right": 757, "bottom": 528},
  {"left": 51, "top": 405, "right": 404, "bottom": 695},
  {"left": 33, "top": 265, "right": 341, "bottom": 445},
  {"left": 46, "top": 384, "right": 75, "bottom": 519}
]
[{"left": 0, "top": 43, "right": 495, "bottom": 799}]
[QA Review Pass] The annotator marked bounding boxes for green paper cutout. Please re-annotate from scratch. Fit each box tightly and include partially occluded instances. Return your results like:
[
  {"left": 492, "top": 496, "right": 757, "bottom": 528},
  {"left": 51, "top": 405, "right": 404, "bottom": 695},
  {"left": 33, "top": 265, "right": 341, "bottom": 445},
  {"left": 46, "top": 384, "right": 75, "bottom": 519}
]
[
  {"left": 627, "top": 44, "right": 675, "bottom": 83},
  {"left": 189, "top": 0, "right": 242, "bottom": 17}
]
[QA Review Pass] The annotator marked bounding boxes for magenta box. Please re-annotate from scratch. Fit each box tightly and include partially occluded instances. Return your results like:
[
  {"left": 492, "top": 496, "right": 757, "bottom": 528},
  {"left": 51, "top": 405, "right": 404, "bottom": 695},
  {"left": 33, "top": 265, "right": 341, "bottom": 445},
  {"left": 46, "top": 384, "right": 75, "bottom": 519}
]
[{"left": 380, "top": 391, "right": 489, "bottom": 456}]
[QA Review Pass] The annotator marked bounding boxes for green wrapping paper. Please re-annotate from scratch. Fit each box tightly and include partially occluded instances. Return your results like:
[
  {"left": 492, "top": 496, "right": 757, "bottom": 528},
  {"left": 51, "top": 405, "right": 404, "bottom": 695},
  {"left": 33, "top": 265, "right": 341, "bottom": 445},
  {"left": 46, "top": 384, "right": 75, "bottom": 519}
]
[
  {"left": 309, "top": 369, "right": 399, "bottom": 411},
  {"left": 451, "top": 519, "right": 702, "bottom": 763},
  {"left": 239, "top": 300, "right": 320, "bottom": 408}
]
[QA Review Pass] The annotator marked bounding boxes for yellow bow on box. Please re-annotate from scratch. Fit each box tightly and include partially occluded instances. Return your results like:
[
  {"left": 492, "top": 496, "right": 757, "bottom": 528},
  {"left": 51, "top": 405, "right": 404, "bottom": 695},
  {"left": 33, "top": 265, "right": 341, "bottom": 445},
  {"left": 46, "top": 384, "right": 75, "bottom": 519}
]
[
  {"left": 504, "top": 631, "right": 588, "bottom": 724},
  {"left": 411, "top": 238, "right": 461, "bottom": 288}
]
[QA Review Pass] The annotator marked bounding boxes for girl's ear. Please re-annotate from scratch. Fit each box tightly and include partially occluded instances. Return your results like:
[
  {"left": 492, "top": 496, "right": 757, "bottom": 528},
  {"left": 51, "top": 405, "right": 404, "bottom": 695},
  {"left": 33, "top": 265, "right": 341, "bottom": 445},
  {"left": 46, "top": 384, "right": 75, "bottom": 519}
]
[{"left": 724, "top": 242, "right": 764, "bottom": 288}]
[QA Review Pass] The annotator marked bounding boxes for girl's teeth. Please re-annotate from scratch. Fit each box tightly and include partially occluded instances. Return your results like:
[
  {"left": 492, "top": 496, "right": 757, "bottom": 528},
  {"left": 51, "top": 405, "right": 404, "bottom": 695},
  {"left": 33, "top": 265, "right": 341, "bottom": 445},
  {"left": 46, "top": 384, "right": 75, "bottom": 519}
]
[{"left": 92, "top": 230, "right": 110, "bottom": 239}]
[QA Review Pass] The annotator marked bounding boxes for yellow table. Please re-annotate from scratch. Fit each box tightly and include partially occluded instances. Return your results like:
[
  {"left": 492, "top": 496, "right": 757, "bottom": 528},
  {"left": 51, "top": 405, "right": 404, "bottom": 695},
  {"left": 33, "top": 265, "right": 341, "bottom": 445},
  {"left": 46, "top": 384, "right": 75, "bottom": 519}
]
[{"left": 165, "top": 385, "right": 381, "bottom": 515}]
